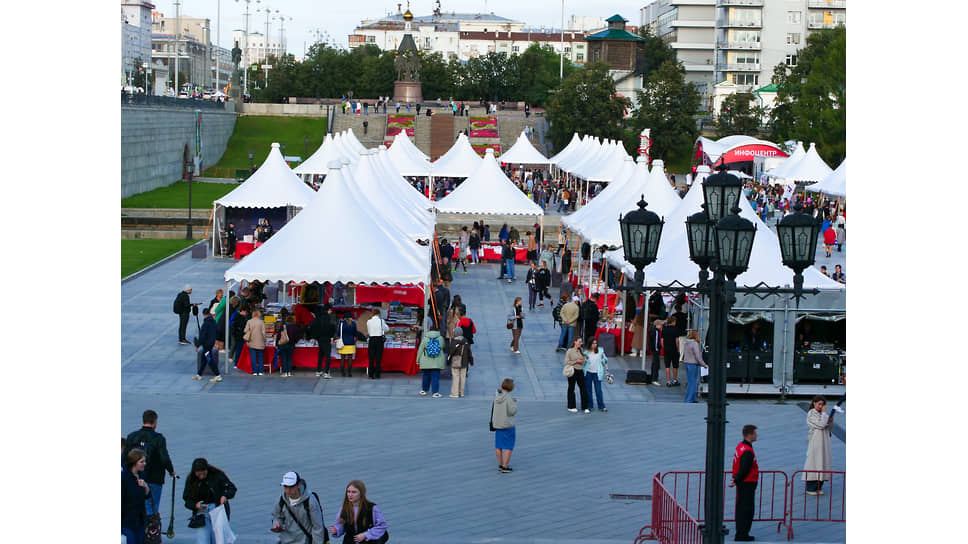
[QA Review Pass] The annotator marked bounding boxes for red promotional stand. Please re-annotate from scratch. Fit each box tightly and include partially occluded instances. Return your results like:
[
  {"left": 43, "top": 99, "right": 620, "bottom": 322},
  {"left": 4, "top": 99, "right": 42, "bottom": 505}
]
[{"left": 452, "top": 241, "right": 528, "bottom": 262}]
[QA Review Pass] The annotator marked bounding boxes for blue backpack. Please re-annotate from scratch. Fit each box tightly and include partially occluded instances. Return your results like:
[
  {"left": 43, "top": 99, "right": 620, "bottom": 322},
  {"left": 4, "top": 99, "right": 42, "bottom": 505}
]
[{"left": 426, "top": 336, "right": 441, "bottom": 357}]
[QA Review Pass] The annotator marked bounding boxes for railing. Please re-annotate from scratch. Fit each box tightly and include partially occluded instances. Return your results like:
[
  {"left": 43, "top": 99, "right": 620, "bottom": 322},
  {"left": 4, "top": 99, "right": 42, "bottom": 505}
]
[
  {"left": 661, "top": 471, "right": 789, "bottom": 531},
  {"left": 807, "top": 21, "right": 844, "bottom": 29},
  {"left": 721, "top": 63, "right": 761, "bottom": 72},
  {"left": 718, "top": 19, "right": 762, "bottom": 28},
  {"left": 716, "top": 41, "right": 761, "bottom": 50},
  {"left": 121, "top": 93, "right": 227, "bottom": 110},
  {"left": 635, "top": 473, "right": 703, "bottom": 544},
  {"left": 718, "top": 0, "right": 764, "bottom": 6},
  {"left": 807, "top": 0, "right": 846, "bottom": 8},
  {"left": 786, "top": 470, "right": 846, "bottom": 541}
]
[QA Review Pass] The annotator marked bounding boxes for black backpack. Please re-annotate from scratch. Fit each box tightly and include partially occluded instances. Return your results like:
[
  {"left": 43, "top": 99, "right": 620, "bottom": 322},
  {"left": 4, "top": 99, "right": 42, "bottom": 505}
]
[
  {"left": 278, "top": 491, "right": 329, "bottom": 543},
  {"left": 552, "top": 299, "right": 565, "bottom": 326}
]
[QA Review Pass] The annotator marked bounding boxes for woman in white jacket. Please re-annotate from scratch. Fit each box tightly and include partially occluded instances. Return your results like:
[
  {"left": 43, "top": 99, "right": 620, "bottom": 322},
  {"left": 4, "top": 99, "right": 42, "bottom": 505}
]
[
  {"left": 582, "top": 338, "right": 608, "bottom": 412},
  {"left": 803, "top": 395, "right": 835, "bottom": 495}
]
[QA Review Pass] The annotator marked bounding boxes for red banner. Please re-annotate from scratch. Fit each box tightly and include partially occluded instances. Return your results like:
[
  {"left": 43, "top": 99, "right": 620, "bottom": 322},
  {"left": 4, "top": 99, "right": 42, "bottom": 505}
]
[
  {"left": 355, "top": 284, "right": 425, "bottom": 306},
  {"left": 720, "top": 144, "right": 788, "bottom": 164}
]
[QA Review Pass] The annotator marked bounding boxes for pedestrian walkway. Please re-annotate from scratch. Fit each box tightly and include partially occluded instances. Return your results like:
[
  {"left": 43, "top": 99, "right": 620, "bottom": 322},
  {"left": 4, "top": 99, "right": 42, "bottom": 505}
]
[{"left": 121, "top": 252, "right": 845, "bottom": 543}]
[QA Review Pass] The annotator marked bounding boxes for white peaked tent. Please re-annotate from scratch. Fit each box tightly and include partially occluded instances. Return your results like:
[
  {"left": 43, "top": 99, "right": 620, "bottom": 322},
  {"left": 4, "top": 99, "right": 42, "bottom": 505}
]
[
  {"left": 556, "top": 135, "right": 601, "bottom": 172},
  {"left": 767, "top": 141, "right": 805, "bottom": 180},
  {"left": 373, "top": 146, "right": 432, "bottom": 209},
  {"left": 782, "top": 143, "right": 832, "bottom": 183},
  {"left": 581, "top": 142, "right": 632, "bottom": 182},
  {"left": 348, "top": 150, "right": 434, "bottom": 239},
  {"left": 561, "top": 156, "right": 637, "bottom": 228},
  {"left": 342, "top": 128, "right": 367, "bottom": 154},
  {"left": 806, "top": 158, "right": 846, "bottom": 197},
  {"left": 431, "top": 133, "right": 484, "bottom": 178},
  {"left": 212, "top": 142, "right": 316, "bottom": 256},
  {"left": 385, "top": 133, "right": 431, "bottom": 176},
  {"left": 435, "top": 149, "right": 544, "bottom": 217},
  {"left": 549, "top": 133, "right": 583, "bottom": 165},
  {"left": 499, "top": 130, "right": 551, "bottom": 165},
  {"left": 293, "top": 132, "right": 358, "bottom": 180},
  {"left": 561, "top": 137, "right": 609, "bottom": 176}
]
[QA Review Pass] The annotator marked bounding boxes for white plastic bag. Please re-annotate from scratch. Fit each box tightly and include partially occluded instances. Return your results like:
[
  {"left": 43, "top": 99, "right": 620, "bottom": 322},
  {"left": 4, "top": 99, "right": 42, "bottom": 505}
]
[{"left": 209, "top": 504, "right": 236, "bottom": 544}]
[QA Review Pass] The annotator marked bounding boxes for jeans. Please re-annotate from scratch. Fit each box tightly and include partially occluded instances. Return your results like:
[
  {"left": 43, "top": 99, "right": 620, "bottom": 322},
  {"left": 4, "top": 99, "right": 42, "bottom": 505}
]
[
  {"left": 421, "top": 369, "right": 441, "bottom": 393},
  {"left": 585, "top": 371, "right": 605, "bottom": 409},
  {"left": 567, "top": 369, "right": 588, "bottom": 410},
  {"left": 122, "top": 526, "right": 143, "bottom": 544},
  {"left": 279, "top": 345, "right": 294, "bottom": 374},
  {"left": 231, "top": 339, "right": 243, "bottom": 363},
  {"left": 469, "top": 248, "right": 479, "bottom": 263},
  {"left": 196, "top": 348, "right": 220, "bottom": 376},
  {"left": 650, "top": 351, "right": 661, "bottom": 383},
  {"left": 558, "top": 324, "right": 575, "bottom": 349},
  {"left": 250, "top": 348, "right": 264, "bottom": 373},
  {"left": 145, "top": 482, "right": 163, "bottom": 516},
  {"left": 270, "top": 347, "right": 280, "bottom": 371},
  {"left": 505, "top": 259, "right": 515, "bottom": 279},
  {"left": 528, "top": 285, "right": 537, "bottom": 309},
  {"left": 684, "top": 363, "right": 700, "bottom": 402},
  {"left": 192, "top": 504, "right": 217, "bottom": 544}
]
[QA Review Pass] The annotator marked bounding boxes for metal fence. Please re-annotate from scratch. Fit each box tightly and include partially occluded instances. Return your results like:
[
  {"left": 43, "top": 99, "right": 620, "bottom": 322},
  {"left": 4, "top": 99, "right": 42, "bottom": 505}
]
[
  {"left": 121, "top": 92, "right": 227, "bottom": 110},
  {"left": 786, "top": 470, "right": 846, "bottom": 540},
  {"left": 635, "top": 473, "right": 703, "bottom": 544}
]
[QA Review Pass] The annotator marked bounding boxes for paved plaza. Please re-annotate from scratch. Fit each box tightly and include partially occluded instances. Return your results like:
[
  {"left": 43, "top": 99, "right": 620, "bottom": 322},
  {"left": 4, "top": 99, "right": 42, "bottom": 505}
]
[{"left": 121, "top": 249, "right": 846, "bottom": 543}]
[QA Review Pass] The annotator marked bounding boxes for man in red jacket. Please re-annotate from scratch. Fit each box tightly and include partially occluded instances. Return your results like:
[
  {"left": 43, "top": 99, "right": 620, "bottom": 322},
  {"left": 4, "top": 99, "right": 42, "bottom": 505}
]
[{"left": 729, "top": 424, "right": 759, "bottom": 541}]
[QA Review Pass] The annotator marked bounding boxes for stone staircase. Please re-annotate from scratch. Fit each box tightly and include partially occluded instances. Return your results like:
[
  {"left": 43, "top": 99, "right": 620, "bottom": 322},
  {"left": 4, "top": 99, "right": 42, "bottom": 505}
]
[
  {"left": 384, "top": 113, "right": 416, "bottom": 147},
  {"left": 496, "top": 113, "right": 550, "bottom": 156},
  {"left": 467, "top": 115, "right": 501, "bottom": 157},
  {"left": 330, "top": 111, "right": 387, "bottom": 149},
  {"left": 429, "top": 114, "right": 455, "bottom": 161}
]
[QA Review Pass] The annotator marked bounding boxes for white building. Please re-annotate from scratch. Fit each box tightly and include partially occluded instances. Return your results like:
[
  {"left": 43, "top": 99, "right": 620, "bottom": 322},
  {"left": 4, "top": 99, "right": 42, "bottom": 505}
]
[
  {"left": 121, "top": 1, "right": 154, "bottom": 84},
  {"left": 232, "top": 30, "right": 285, "bottom": 67},
  {"left": 640, "top": 0, "right": 846, "bottom": 113},
  {"left": 350, "top": 9, "right": 590, "bottom": 63}
]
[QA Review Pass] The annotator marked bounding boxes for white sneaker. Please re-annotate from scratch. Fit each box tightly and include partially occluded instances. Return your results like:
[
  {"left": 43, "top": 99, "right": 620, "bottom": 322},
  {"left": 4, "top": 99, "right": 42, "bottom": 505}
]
[
  {"left": 323, "top": 373, "right": 331, "bottom": 379},
  {"left": 192, "top": 375, "right": 202, "bottom": 380},
  {"left": 449, "top": 394, "right": 459, "bottom": 398},
  {"left": 568, "top": 408, "right": 578, "bottom": 413},
  {"left": 583, "top": 409, "right": 590, "bottom": 414},
  {"left": 316, "top": 372, "right": 322, "bottom": 377},
  {"left": 513, "top": 350, "right": 521, "bottom": 354},
  {"left": 209, "top": 375, "right": 222, "bottom": 382},
  {"left": 432, "top": 393, "right": 442, "bottom": 398},
  {"left": 419, "top": 391, "right": 427, "bottom": 396}
]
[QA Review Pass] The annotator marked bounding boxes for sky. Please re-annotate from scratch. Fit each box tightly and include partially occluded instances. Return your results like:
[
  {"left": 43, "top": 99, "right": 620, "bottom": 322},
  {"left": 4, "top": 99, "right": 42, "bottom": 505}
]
[{"left": 150, "top": 0, "right": 649, "bottom": 57}]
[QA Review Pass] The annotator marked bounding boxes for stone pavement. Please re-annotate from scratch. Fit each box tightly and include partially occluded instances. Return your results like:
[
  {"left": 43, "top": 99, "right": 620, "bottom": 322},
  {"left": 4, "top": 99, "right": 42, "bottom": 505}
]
[{"left": 121, "top": 253, "right": 846, "bottom": 543}]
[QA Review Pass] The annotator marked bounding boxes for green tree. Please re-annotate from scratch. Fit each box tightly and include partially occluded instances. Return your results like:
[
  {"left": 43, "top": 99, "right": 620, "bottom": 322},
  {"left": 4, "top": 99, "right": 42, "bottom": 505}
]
[
  {"left": 131, "top": 57, "right": 146, "bottom": 89},
  {"left": 769, "top": 26, "right": 846, "bottom": 165},
  {"left": 419, "top": 52, "right": 453, "bottom": 101},
  {"left": 516, "top": 43, "right": 575, "bottom": 107},
  {"left": 465, "top": 52, "right": 520, "bottom": 101},
  {"left": 636, "top": 26, "right": 678, "bottom": 80},
  {"left": 715, "top": 92, "right": 767, "bottom": 137},
  {"left": 628, "top": 60, "right": 701, "bottom": 163},
  {"left": 546, "top": 62, "right": 628, "bottom": 152}
]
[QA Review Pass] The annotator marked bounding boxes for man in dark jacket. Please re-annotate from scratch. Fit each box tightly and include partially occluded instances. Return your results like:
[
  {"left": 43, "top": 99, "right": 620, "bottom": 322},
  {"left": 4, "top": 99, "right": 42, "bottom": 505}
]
[
  {"left": 174, "top": 285, "right": 193, "bottom": 344},
  {"left": 430, "top": 281, "right": 450, "bottom": 333},
  {"left": 661, "top": 315, "right": 683, "bottom": 386},
  {"left": 309, "top": 304, "right": 337, "bottom": 378},
  {"left": 230, "top": 306, "right": 250, "bottom": 365},
  {"left": 648, "top": 320, "right": 663, "bottom": 386},
  {"left": 124, "top": 409, "right": 176, "bottom": 517},
  {"left": 501, "top": 239, "right": 515, "bottom": 282},
  {"left": 579, "top": 294, "right": 601, "bottom": 347},
  {"left": 194, "top": 308, "right": 221, "bottom": 381},
  {"left": 535, "top": 262, "right": 552, "bottom": 306}
]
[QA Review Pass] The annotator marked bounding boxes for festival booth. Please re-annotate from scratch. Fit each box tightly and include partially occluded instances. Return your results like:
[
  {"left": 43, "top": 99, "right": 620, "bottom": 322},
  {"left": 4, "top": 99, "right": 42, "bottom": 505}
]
[
  {"left": 499, "top": 130, "right": 552, "bottom": 166},
  {"left": 293, "top": 131, "right": 362, "bottom": 187},
  {"left": 212, "top": 142, "right": 316, "bottom": 258},
  {"left": 779, "top": 143, "right": 832, "bottom": 184},
  {"left": 434, "top": 148, "right": 544, "bottom": 260},
  {"left": 604, "top": 174, "right": 846, "bottom": 395},
  {"left": 693, "top": 135, "right": 789, "bottom": 176},
  {"left": 372, "top": 146, "right": 433, "bottom": 211},
  {"left": 385, "top": 132, "right": 432, "bottom": 178},
  {"left": 765, "top": 141, "right": 805, "bottom": 181},
  {"left": 348, "top": 150, "right": 435, "bottom": 239},
  {"left": 806, "top": 158, "right": 846, "bottom": 198},
  {"left": 223, "top": 162, "right": 432, "bottom": 376},
  {"left": 427, "top": 133, "right": 484, "bottom": 200}
]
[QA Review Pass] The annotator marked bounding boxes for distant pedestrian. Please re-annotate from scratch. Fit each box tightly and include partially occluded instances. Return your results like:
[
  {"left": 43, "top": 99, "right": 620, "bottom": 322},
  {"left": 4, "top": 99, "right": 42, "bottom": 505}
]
[
  {"left": 229, "top": 304, "right": 249, "bottom": 365},
  {"left": 244, "top": 309, "right": 268, "bottom": 375},
  {"left": 579, "top": 294, "right": 601, "bottom": 347},
  {"left": 831, "top": 264, "right": 845, "bottom": 284},
  {"left": 823, "top": 225, "right": 837, "bottom": 258},
  {"left": 271, "top": 471, "right": 328, "bottom": 544},
  {"left": 309, "top": 304, "right": 336, "bottom": 378},
  {"left": 173, "top": 285, "right": 193, "bottom": 345},
  {"left": 558, "top": 296, "right": 580, "bottom": 351},
  {"left": 336, "top": 313, "right": 365, "bottom": 377},
  {"left": 729, "top": 425, "right": 759, "bottom": 542},
  {"left": 417, "top": 328, "right": 446, "bottom": 397},
  {"left": 803, "top": 396, "right": 835, "bottom": 495},
  {"left": 194, "top": 308, "right": 222, "bottom": 382},
  {"left": 536, "top": 261, "right": 552, "bottom": 306},
  {"left": 628, "top": 310, "right": 645, "bottom": 357},
  {"left": 276, "top": 314, "right": 300, "bottom": 377},
  {"left": 329, "top": 480, "right": 388, "bottom": 542},
  {"left": 509, "top": 297, "right": 524, "bottom": 354},
  {"left": 836, "top": 223, "right": 845, "bottom": 252},
  {"left": 563, "top": 337, "right": 589, "bottom": 413},
  {"left": 502, "top": 239, "right": 516, "bottom": 282},
  {"left": 491, "top": 378, "right": 518, "bottom": 473},
  {"left": 121, "top": 448, "right": 151, "bottom": 544},
  {"left": 365, "top": 310, "right": 389, "bottom": 379},
  {"left": 583, "top": 338, "right": 608, "bottom": 412},
  {"left": 123, "top": 409, "right": 176, "bottom": 518},
  {"left": 183, "top": 458, "right": 237, "bottom": 544},
  {"left": 648, "top": 320, "right": 663, "bottom": 385},
  {"left": 448, "top": 328, "right": 473, "bottom": 398},
  {"left": 661, "top": 315, "right": 683, "bottom": 386},
  {"left": 680, "top": 329, "right": 708, "bottom": 403},
  {"left": 526, "top": 262, "right": 539, "bottom": 310}
]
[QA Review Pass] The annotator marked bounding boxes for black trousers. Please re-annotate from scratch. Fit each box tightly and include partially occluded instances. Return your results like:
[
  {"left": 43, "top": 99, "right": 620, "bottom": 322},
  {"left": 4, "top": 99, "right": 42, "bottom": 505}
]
[
  {"left": 196, "top": 348, "right": 219, "bottom": 376},
  {"left": 178, "top": 312, "right": 190, "bottom": 341},
  {"left": 316, "top": 339, "right": 332, "bottom": 373},
  {"left": 368, "top": 336, "right": 385, "bottom": 378},
  {"left": 650, "top": 350, "right": 661, "bottom": 382},
  {"left": 735, "top": 481, "right": 757, "bottom": 538},
  {"left": 567, "top": 369, "right": 588, "bottom": 410}
]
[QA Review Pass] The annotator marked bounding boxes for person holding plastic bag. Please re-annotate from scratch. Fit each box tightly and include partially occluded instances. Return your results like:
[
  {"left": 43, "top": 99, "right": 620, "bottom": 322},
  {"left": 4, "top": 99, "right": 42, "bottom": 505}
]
[{"left": 183, "top": 458, "right": 237, "bottom": 544}]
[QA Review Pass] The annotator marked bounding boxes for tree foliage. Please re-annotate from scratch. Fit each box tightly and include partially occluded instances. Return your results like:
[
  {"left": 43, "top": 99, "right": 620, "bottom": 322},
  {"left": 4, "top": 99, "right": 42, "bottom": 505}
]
[
  {"left": 628, "top": 60, "right": 701, "bottom": 164},
  {"left": 715, "top": 92, "right": 767, "bottom": 138},
  {"left": 546, "top": 62, "right": 628, "bottom": 152},
  {"left": 636, "top": 26, "right": 678, "bottom": 80},
  {"left": 769, "top": 26, "right": 846, "bottom": 165}
]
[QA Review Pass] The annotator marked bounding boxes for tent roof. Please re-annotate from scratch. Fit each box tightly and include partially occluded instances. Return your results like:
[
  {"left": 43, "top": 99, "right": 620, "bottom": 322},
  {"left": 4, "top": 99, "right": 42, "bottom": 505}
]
[
  {"left": 224, "top": 163, "right": 429, "bottom": 285},
  {"left": 214, "top": 143, "right": 315, "bottom": 208},
  {"left": 561, "top": 156, "right": 637, "bottom": 228},
  {"left": 434, "top": 149, "right": 544, "bottom": 216},
  {"left": 385, "top": 133, "right": 432, "bottom": 176},
  {"left": 431, "top": 133, "right": 483, "bottom": 178},
  {"left": 348, "top": 150, "right": 435, "bottom": 238},
  {"left": 782, "top": 143, "right": 833, "bottom": 183},
  {"left": 696, "top": 135, "right": 784, "bottom": 164},
  {"left": 373, "top": 146, "right": 432, "bottom": 210},
  {"left": 556, "top": 135, "right": 602, "bottom": 171},
  {"left": 549, "top": 132, "right": 582, "bottom": 164},
  {"left": 293, "top": 132, "right": 358, "bottom": 175},
  {"left": 766, "top": 141, "right": 805, "bottom": 179},
  {"left": 806, "top": 158, "right": 845, "bottom": 197},
  {"left": 561, "top": 138, "right": 613, "bottom": 177},
  {"left": 498, "top": 130, "right": 551, "bottom": 165}
]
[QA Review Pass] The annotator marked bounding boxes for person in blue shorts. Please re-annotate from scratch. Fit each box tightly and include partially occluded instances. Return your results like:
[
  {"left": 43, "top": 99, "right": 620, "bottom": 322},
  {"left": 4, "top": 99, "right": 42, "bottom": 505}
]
[{"left": 492, "top": 378, "right": 518, "bottom": 473}]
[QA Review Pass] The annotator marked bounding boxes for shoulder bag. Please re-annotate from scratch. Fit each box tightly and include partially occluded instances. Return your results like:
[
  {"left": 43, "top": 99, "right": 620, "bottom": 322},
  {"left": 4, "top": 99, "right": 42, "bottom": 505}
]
[
  {"left": 243, "top": 323, "right": 251, "bottom": 343},
  {"left": 563, "top": 363, "right": 575, "bottom": 378},
  {"left": 489, "top": 401, "right": 496, "bottom": 432},
  {"left": 278, "top": 326, "right": 290, "bottom": 346},
  {"left": 334, "top": 322, "right": 345, "bottom": 350}
]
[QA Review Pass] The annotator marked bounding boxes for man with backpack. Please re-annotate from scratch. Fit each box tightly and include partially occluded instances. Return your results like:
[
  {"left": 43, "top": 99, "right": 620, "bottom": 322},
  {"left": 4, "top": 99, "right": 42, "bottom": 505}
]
[
  {"left": 271, "top": 471, "right": 328, "bottom": 543},
  {"left": 417, "top": 329, "right": 446, "bottom": 397},
  {"left": 173, "top": 285, "right": 193, "bottom": 345},
  {"left": 124, "top": 410, "right": 176, "bottom": 517}
]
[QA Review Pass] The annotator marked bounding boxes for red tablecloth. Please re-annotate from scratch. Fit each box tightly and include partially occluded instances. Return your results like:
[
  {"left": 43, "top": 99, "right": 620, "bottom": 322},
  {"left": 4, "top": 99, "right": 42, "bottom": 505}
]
[
  {"left": 595, "top": 327, "right": 635, "bottom": 354},
  {"left": 452, "top": 242, "right": 528, "bottom": 262},
  {"left": 237, "top": 345, "right": 419, "bottom": 375},
  {"left": 234, "top": 241, "right": 261, "bottom": 259}
]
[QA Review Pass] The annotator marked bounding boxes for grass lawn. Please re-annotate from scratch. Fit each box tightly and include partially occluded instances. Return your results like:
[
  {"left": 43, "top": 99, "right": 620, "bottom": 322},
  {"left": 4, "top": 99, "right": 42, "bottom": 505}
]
[
  {"left": 204, "top": 115, "right": 327, "bottom": 175},
  {"left": 121, "top": 181, "right": 237, "bottom": 208},
  {"left": 122, "top": 239, "right": 197, "bottom": 278}
]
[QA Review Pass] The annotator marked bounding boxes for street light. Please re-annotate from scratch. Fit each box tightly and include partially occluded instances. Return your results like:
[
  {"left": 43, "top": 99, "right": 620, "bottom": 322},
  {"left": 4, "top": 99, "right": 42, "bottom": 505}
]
[
  {"left": 187, "top": 160, "right": 195, "bottom": 239},
  {"left": 248, "top": 149, "right": 255, "bottom": 170},
  {"left": 616, "top": 196, "right": 664, "bottom": 369},
  {"left": 776, "top": 208, "right": 819, "bottom": 296}
]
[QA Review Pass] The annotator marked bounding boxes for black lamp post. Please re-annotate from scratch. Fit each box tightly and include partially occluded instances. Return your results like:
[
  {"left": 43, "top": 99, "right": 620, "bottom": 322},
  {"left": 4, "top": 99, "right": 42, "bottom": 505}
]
[
  {"left": 248, "top": 149, "right": 255, "bottom": 170},
  {"left": 617, "top": 196, "right": 664, "bottom": 368},
  {"left": 186, "top": 160, "right": 195, "bottom": 239},
  {"left": 776, "top": 207, "right": 820, "bottom": 298}
]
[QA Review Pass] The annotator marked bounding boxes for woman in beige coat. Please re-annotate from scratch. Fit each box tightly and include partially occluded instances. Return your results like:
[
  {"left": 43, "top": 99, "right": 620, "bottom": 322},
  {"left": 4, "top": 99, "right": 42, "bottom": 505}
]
[
  {"left": 803, "top": 395, "right": 835, "bottom": 495},
  {"left": 628, "top": 310, "right": 645, "bottom": 356},
  {"left": 244, "top": 309, "right": 267, "bottom": 375}
]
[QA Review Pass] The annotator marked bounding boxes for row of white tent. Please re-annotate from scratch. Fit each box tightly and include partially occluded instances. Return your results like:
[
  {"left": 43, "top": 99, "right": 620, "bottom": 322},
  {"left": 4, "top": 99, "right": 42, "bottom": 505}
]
[{"left": 764, "top": 141, "right": 846, "bottom": 197}]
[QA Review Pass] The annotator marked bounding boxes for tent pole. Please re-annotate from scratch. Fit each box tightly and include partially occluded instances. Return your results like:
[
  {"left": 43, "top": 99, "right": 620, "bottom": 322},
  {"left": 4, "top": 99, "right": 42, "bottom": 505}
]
[
  {"left": 212, "top": 205, "right": 218, "bottom": 257},
  {"left": 224, "top": 279, "right": 231, "bottom": 375},
  {"left": 539, "top": 214, "right": 544, "bottom": 249}
]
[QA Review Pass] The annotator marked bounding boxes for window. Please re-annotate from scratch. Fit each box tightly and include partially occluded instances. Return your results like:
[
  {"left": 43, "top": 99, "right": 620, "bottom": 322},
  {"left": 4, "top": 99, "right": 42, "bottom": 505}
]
[
  {"left": 424, "top": 37, "right": 432, "bottom": 48},
  {"left": 785, "top": 54, "right": 798, "bottom": 66},
  {"left": 788, "top": 11, "right": 801, "bottom": 24},
  {"left": 576, "top": 53, "right": 584, "bottom": 61},
  {"left": 366, "top": 35, "right": 376, "bottom": 43},
  {"left": 576, "top": 44, "right": 584, "bottom": 49},
  {"left": 732, "top": 73, "right": 759, "bottom": 86},
  {"left": 733, "top": 30, "right": 760, "bottom": 43},
  {"left": 786, "top": 33, "right": 800, "bottom": 45},
  {"left": 512, "top": 45, "right": 519, "bottom": 53},
  {"left": 735, "top": 51, "right": 759, "bottom": 64},
  {"left": 564, "top": 46, "right": 571, "bottom": 53},
  {"left": 731, "top": 8, "right": 760, "bottom": 26}
]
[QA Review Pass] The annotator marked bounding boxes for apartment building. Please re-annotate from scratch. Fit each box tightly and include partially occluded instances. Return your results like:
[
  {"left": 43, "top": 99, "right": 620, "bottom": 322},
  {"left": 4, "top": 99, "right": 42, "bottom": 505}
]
[
  {"left": 640, "top": 0, "right": 846, "bottom": 112},
  {"left": 121, "top": 1, "right": 155, "bottom": 82}
]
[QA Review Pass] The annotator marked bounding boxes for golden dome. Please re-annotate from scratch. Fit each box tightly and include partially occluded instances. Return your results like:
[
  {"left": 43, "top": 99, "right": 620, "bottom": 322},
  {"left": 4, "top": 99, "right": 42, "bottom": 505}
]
[{"left": 403, "top": 8, "right": 414, "bottom": 21}]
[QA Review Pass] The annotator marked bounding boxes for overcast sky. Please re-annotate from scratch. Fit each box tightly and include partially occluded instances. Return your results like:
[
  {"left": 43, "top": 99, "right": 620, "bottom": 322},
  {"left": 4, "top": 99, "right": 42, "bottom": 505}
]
[{"left": 150, "top": 0, "right": 648, "bottom": 56}]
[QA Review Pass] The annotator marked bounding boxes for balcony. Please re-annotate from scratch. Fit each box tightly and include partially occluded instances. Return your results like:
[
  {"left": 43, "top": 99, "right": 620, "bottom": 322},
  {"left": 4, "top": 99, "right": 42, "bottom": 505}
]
[
  {"left": 808, "top": 0, "right": 846, "bottom": 8},
  {"left": 717, "top": 0, "right": 763, "bottom": 6},
  {"left": 671, "top": 19, "right": 716, "bottom": 28},
  {"left": 717, "top": 40, "right": 761, "bottom": 50},
  {"left": 718, "top": 19, "right": 762, "bottom": 28},
  {"left": 807, "top": 21, "right": 843, "bottom": 29},
  {"left": 671, "top": 41, "right": 716, "bottom": 50},
  {"left": 722, "top": 63, "right": 760, "bottom": 71}
]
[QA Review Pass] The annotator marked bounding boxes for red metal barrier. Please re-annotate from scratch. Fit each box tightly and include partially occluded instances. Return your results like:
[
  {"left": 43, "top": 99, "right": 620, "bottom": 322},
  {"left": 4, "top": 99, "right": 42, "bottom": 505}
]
[
  {"left": 785, "top": 470, "right": 846, "bottom": 541},
  {"left": 634, "top": 473, "right": 703, "bottom": 544},
  {"left": 660, "top": 471, "right": 788, "bottom": 529}
]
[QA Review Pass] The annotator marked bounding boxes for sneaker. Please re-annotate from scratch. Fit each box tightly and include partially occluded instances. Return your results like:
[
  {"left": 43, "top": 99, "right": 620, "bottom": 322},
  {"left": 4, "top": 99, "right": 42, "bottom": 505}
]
[
  {"left": 209, "top": 375, "right": 222, "bottom": 382},
  {"left": 316, "top": 371, "right": 322, "bottom": 377},
  {"left": 583, "top": 409, "right": 590, "bottom": 414},
  {"left": 652, "top": 381, "right": 661, "bottom": 386},
  {"left": 502, "top": 466, "right": 513, "bottom": 472},
  {"left": 192, "top": 375, "right": 202, "bottom": 380},
  {"left": 673, "top": 380, "right": 681, "bottom": 386},
  {"left": 323, "top": 373, "right": 331, "bottom": 379},
  {"left": 179, "top": 340, "right": 189, "bottom": 345},
  {"left": 432, "top": 393, "right": 442, "bottom": 398},
  {"left": 568, "top": 408, "right": 578, "bottom": 413},
  {"left": 498, "top": 465, "right": 511, "bottom": 473},
  {"left": 805, "top": 490, "right": 818, "bottom": 496},
  {"left": 419, "top": 391, "right": 427, "bottom": 396},
  {"left": 817, "top": 490, "right": 825, "bottom": 495},
  {"left": 666, "top": 382, "right": 674, "bottom": 387},
  {"left": 513, "top": 350, "right": 521, "bottom": 354},
  {"left": 601, "top": 408, "right": 608, "bottom": 412},
  {"left": 449, "top": 394, "right": 459, "bottom": 398}
]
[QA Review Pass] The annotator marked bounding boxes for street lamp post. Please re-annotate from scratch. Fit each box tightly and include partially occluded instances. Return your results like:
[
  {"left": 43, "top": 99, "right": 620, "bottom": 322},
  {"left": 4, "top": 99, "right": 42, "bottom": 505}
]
[
  {"left": 187, "top": 161, "right": 195, "bottom": 239},
  {"left": 248, "top": 150, "right": 255, "bottom": 171}
]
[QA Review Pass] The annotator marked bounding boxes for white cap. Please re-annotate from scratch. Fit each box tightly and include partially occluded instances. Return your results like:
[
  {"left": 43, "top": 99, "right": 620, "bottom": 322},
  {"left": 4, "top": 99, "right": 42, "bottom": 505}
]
[{"left": 281, "top": 472, "right": 298, "bottom": 486}]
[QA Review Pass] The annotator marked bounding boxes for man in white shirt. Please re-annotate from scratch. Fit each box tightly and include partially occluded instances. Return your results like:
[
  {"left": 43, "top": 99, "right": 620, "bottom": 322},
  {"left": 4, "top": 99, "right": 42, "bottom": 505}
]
[{"left": 366, "top": 311, "right": 390, "bottom": 379}]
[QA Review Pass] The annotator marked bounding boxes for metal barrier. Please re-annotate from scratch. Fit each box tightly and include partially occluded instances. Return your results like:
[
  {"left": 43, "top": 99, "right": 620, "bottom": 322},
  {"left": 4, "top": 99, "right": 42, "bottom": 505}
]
[
  {"left": 660, "top": 471, "right": 789, "bottom": 531},
  {"left": 785, "top": 470, "right": 846, "bottom": 541},
  {"left": 121, "top": 93, "right": 227, "bottom": 110},
  {"left": 635, "top": 473, "right": 703, "bottom": 544}
]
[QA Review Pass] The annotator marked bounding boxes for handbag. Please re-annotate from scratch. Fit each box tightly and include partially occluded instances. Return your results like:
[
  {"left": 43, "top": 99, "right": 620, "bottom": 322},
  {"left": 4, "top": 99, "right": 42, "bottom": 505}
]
[
  {"left": 188, "top": 513, "right": 206, "bottom": 529},
  {"left": 334, "top": 322, "right": 345, "bottom": 350},
  {"left": 278, "top": 326, "right": 289, "bottom": 346},
  {"left": 563, "top": 364, "right": 574, "bottom": 378},
  {"left": 242, "top": 328, "right": 251, "bottom": 343}
]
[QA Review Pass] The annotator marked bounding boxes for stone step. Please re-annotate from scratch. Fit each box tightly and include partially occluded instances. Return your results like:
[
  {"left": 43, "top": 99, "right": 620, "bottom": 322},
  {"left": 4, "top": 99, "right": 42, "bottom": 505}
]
[
  {"left": 429, "top": 114, "right": 455, "bottom": 160},
  {"left": 121, "top": 229, "right": 207, "bottom": 240},
  {"left": 122, "top": 208, "right": 212, "bottom": 218}
]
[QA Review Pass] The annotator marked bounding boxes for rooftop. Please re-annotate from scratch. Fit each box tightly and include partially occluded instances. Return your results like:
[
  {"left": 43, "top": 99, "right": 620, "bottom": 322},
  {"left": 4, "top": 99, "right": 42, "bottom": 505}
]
[{"left": 584, "top": 28, "right": 646, "bottom": 41}]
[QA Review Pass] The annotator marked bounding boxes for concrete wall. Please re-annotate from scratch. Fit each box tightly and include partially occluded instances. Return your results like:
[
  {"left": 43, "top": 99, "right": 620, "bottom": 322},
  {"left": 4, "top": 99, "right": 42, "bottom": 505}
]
[
  {"left": 121, "top": 104, "right": 237, "bottom": 198},
  {"left": 237, "top": 103, "right": 331, "bottom": 117}
]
